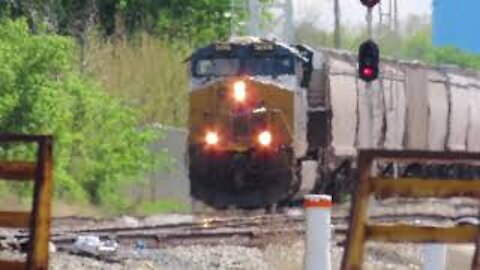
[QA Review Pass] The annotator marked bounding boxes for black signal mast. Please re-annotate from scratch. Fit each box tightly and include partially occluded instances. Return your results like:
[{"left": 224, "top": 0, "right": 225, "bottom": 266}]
[{"left": 358, "top": 0, "right": 380, "bottom": 82}]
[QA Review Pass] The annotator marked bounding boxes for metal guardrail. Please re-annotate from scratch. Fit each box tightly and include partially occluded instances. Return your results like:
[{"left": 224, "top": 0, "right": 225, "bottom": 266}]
[
  {"left": 0, "top": 135, "right": 53, "bottom": 270},
  {"left": 341, "top": 150, "right": 480, "bottom": 270}
]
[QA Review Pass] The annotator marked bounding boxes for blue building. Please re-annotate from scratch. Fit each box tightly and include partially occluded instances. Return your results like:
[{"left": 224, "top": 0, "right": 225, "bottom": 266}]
[{"left": 433, "top": 0, "right": 480, "bottom": 53}]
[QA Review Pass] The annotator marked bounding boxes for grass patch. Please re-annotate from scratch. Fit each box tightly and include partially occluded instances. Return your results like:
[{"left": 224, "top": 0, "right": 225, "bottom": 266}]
[
  {"left": 85, "top": 32, "right": 190, "bottom": 126},
  {"left": 134, "top": 199, "right": 191, "bottom": 215},
  {"left": 52, "top": 199, "right": 110, "bottom": 218}
]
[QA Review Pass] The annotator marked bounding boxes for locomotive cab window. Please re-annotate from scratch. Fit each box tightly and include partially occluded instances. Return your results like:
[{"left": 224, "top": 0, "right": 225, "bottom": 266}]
[
  {"left": 276, "top": 56, "right": 295, "bottom": 75},
  {"left": 244, "top": 55, "right": 294, "bottom": 76},
  {"left": 194, "top": 58, "right": 240, "bottom": 77}
]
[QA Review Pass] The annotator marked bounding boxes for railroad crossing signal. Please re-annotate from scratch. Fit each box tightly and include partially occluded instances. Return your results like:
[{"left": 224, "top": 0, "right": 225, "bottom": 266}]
[
  {"left": 360, "top": 0, "right": 380, "bottom": 8},
  {"left": 358, "top": 40, "right": 379, "bottom": 82}
]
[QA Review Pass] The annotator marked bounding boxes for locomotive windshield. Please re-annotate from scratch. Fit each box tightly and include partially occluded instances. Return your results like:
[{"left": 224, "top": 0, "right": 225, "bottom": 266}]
[
  {"left": 194, "top": 55, "right": 293, "bottom": 77},
  {"left": 191, "top": 42, "right": 298, "bottom": 78},
  {"left": 195, "top": 58, "right": 241, "bottom": 76},
  {"left": 244, "top": 56, "right": 293, "bottom": 76}
]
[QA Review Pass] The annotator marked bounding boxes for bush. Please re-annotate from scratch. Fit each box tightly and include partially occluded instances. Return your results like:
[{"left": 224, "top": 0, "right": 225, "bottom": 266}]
[
  {"left": 0, "top": 19, "right": 165, "bottom": 210},
  {"left": 134, "top": 200, "right": 190, "bottom": 215}
]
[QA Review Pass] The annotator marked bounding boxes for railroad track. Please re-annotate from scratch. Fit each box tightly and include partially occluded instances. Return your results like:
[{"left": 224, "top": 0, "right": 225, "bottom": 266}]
[
  {"left": 50, "top": 214, "right": 307, "bottom": 250},
  {"left": 4, "top": 201, "right": 479, "bottom": 255},
  {"left": 45, "top": 211, "right": 479, "bottom": 251}
]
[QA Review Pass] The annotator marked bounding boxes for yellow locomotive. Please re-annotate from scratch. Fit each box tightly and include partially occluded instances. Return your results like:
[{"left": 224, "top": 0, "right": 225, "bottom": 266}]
[{"left": 187, "top": 37, "right": 316, "bottom": 208}]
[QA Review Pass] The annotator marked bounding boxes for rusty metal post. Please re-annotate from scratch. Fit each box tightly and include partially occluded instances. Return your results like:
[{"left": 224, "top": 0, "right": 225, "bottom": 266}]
[
  {"left": 341, "top": 152, "right": 373, "bottom": 270},
  {"left": 341, "top": 150, "right": 480, "bottom": 270},
  {"left": 26, "top": 137, "right": 53, "bottom": 270},
  {"left": 472, "top": 223, "right": 480, "bottom": 270}
]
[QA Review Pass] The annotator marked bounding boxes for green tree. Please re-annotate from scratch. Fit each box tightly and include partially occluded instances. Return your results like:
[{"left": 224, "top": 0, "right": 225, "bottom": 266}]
[
  {"left": 296, "top": 18, "right": 480, "bottom": 71},
  {"left": 0, "top": 0, "right": 247, "bottom": 46},
  {"left": 0, "top": 19, "right": 163, "bottom": 210},
  {"left": 400, "top": 24, "right": 480, "bottom": 70}
]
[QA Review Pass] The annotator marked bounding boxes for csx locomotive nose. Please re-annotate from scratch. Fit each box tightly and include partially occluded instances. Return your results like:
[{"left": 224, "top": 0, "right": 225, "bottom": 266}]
[{"left": 188, "top": 38, "right": 302, "bottom": 208}]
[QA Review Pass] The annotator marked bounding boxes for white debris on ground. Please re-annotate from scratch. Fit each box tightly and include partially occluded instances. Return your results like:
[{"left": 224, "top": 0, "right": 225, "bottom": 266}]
[{"left": 71, "top": 235, "right": 118, "bottom": 257}]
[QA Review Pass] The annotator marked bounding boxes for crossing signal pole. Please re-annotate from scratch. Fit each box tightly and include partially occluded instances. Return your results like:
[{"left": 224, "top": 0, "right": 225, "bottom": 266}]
[
  {"left": 245, "top": 0, "right": 295, "bottom": 43},
  {"left": 359, "top": 0, "right": 380, "bottom": 149},
  {"left": 359, "top": 0, "right": 380, "bottom": 82},
  {"left": 248, "top": 0, "right": 261, "bottom": 37},
  {"left": 334, "top": 0, "right": 341, "bottom": 48}
]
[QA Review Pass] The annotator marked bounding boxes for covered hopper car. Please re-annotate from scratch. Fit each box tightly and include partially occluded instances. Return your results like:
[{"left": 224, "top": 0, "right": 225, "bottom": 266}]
[{"left": 187, "top": 37, "right": 480, "bottom": 208}]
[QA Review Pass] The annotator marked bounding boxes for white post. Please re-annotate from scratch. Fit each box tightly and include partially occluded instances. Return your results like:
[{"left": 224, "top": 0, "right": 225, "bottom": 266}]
[
  {"left": 423, "top": 244, "right": 447, "bottom": 270},
  {"left": 304, "top": 194, "right": 332, "bottom": 270}
]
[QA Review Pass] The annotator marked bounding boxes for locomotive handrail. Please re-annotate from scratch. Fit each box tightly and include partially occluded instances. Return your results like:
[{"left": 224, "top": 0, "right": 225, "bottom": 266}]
[{"left": 341, "top": 150, "right": 480, "bottom": 270}]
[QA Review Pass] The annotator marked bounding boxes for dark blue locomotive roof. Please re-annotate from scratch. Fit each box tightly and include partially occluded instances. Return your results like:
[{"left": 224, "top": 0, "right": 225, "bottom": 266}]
[
  {"left": 187, "top": 37, "right": 310, "bottom": 77},
  {"left": 189, "top": 38, "right": 306, "bottom": 61}
]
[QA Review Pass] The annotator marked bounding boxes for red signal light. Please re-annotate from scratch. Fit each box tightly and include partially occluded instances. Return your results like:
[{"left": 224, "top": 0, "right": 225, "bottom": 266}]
[
  {"left": 362, "top": 67, "right": 374, "bottom": 78},
  {"left": 361, "top": 0, "right": 380, "bottom": 8}
]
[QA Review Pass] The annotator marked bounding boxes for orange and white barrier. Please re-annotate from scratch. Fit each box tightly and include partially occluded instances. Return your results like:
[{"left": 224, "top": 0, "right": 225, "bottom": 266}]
[
  {"left": 304, "top": 194, "right": 332, "bottom": 270},
  {"left": 423, "top": 244, "right": 447, "bottom": 270}
]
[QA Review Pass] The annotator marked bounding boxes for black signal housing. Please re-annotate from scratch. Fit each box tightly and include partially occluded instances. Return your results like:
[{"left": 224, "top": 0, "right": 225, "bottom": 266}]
[
  {"left": 358, "top": 40, "right": 380, "bottom": 82},
  {"left": 361, "top": 0, "right": 380, "bottom": 8}
]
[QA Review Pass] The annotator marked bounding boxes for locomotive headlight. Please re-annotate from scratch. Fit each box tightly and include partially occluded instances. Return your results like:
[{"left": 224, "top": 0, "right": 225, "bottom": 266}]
[
  {"left": 258, "top": 131, "right": 272, "bottom": 146},
  {"left": 233, "top": 81, "right": 247, "bottom": 102},
  {"left": 205, "top": 131, "right": 219, "bottom": 145}
]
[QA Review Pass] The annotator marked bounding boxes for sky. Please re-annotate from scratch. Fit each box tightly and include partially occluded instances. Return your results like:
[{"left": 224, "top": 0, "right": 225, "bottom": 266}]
[{"left": 293, "top": 0, "right": 433, "bottom": 31}]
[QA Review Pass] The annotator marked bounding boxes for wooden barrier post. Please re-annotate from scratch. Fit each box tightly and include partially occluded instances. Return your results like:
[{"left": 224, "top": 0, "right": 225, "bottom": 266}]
[
  {"left": 0, "top": 135, "right": 54, "bottom": 270},
  {"left": 341, "top": 150, "right": 480, "bottom": 270}
]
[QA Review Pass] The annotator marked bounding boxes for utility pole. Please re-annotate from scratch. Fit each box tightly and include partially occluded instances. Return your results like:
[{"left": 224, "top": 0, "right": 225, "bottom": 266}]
[
  {"left": 248, "top": 0, "right": 261, "bottom": 36},
  {"left": 230, "top": 0, "right": 235, "bottom": 37},
  {"left": 393, "top": 0, "right": 399, "bottom": 35},
  {"left": 367, "top": 7, "right": 374, "bottom": 149},
  {"left": 285, "top": 0, "right": 294, "bottom": 43},
  {"left": 358, "top": 0, "right": 380, "bottom": 149},
  {"left": 247, "top": 0, "right": 295, "bottom": 43},
  {"left": 378, "top": 0, "right": 399, "bottom": 37},
  {"left": 334, "top": 0, "right": 341, "bottom": 48}
]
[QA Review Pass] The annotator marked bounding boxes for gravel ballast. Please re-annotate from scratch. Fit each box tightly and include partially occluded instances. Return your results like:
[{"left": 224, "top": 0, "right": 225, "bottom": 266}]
[{"left": 0, "top": 240, "right": 427, "bottom": 270}]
